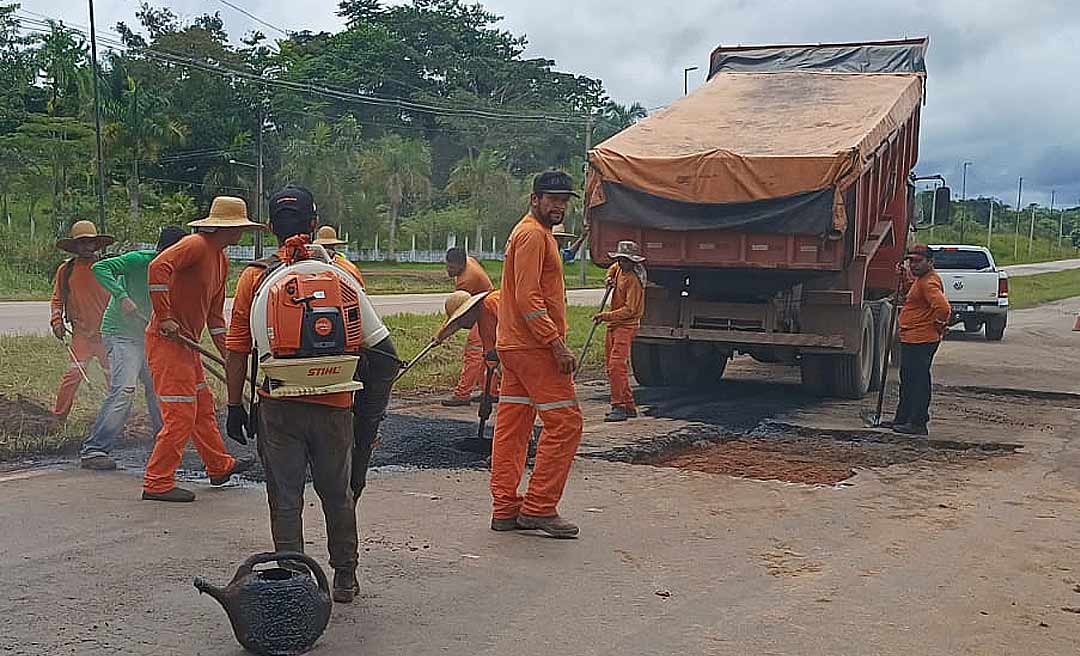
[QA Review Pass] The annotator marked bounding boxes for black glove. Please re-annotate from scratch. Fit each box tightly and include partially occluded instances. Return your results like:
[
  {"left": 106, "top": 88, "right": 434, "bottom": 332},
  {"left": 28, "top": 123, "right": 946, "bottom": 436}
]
[
  {"left": 484, "top": 349, "right": 499, "bottom": 364},
  {"left": 226, "top": 405, "right": 249, "bottom": 445}
]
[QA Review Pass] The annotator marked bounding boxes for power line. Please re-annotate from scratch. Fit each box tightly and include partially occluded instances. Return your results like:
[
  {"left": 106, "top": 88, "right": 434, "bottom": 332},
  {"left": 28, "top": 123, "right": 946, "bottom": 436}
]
[{"left": 215, "top": 0, "right": 290, "bottom": 37}]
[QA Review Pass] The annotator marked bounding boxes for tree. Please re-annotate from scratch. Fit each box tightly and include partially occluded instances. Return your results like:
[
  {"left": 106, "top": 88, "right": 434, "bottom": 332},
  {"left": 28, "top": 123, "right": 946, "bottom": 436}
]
[
  {"left": 446, "top": 149, "right": 513, "bottom": 250},
  {"left": 595, "top": 101, "right": 647, "bottom": 142},
  {"left": 362, "top": 134, "right": 432, "bottom": 259}
]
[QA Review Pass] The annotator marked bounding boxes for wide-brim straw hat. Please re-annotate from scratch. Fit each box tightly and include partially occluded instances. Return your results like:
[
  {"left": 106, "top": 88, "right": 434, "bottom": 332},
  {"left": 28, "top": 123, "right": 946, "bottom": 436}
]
[
  {"left": 437, "top": 291, "right": 491, "bottom": 342},
  {"left": 313, "top": 225, "right": 347, "bottom": 246},
  {"left": 187, "top": 196, "right": 267, "bottom": 230},
  {"left": 56, "top": 220, "right": 115, "bottom": 253},
  {"left": 608, "top": 240, "right": 645, "bottom": 263},
  {"left": 551, "top": 223, "right": 576, "bottom": 239}
]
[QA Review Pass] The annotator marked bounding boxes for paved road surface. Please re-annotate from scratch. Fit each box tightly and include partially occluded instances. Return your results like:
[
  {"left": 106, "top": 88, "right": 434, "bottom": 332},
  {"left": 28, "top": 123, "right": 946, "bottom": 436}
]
[
  {"left": 3, "top": 299, "right": 1080, "bottom": 654},
  {"left": 1002, "top": 257, "right": 1080, "bottom": 277},
  {"left": 0, "top": 288, "right": 606, "bottom": 336}
]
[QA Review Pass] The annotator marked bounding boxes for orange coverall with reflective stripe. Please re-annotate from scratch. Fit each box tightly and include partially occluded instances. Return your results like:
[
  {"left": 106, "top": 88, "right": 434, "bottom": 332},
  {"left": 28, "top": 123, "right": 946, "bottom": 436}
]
[
  {"left": 143, "top": 233, "right": 235, "bottom": 494},
  {"left": 451, "top": 257, "right": 494, "bottom": 400},
  {"left": 492, "top": 214, "right": 583, "bottom": 520},
  {"left": 598, "top": 263, "right": 645, "bottom": 411},
  {"left": 49, "top": 258, "right": 111, "bottom": 418}
]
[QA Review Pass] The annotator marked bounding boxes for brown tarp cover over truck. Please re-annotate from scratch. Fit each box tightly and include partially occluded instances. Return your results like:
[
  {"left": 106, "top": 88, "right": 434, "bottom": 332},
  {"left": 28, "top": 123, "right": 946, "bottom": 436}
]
[{"left": 586, "top": 39, "right": 928, "bottom": 236}]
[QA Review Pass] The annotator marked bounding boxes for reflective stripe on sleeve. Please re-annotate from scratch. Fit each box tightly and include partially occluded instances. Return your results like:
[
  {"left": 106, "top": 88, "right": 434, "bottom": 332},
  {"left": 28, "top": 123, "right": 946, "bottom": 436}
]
[
  {"left": 208, "top": 328, "right": 227, "bottom": 336},
  {"left": 195, "top": 382, "right": 207, "bottom": 391},
  {"left": 522, "top": 308, "right": 548, "bottom": 322},
  {"left": 148, "top": 284, "right": 169, "bottom": 292}
]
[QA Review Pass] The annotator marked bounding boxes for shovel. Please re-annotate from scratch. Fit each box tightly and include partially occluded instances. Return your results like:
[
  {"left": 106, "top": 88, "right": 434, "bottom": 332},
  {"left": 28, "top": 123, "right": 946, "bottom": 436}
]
[
  {"left": 862, "top": 275, "right": 904, "bottom": 428},
  {"left": 575, "top": 285, "right": 614, "bottom": 377}
]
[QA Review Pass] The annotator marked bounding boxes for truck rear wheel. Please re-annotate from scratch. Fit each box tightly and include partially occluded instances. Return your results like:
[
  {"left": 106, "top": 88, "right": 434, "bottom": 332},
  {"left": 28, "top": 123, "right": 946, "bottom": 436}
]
[
  {"left": 630, "top": 340, "right": 665, "bottom": 386},
  {"left": 832, "top": 304, "right": 875, "bottom": 399},
  {"left": 869, "top": 300, "right": 892, "bottom": 392},
  {"left": 985, "top": 316, "right": 1006, "bottom": 341},
  {"left": 631, "top": 341, "right": 726, "bottom": 387},
  {"left": 800, "top": 354, "right": 833, "bottom": 396}
]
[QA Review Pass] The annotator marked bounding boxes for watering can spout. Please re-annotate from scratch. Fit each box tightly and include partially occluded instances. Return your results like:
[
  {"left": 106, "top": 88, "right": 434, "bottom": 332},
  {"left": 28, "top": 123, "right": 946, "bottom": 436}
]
[{"left": 194, "top": 577, "right": 226, "bottom": 605}]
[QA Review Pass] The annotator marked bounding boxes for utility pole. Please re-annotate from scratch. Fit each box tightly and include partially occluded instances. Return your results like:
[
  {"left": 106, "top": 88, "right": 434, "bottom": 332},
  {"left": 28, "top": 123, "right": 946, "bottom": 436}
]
[
  {"left": 581, "top": 114, "right": 593, "bottom": 285},
  {"left": 88, "top": 0, "right": 107, "bottom": 231},
  {"left": 683, "top": 66, "right": 699, "bottom": 96},
  {"left": 255, "top": 101, "right": 265, "bottom": 259},
  {"left": 1050, "top": 189, "right": 1058, "bottom": 251},
  {"left": 1028, "top": 205, "right": 1036, "bottom": 257},
  {"left": 960, "top": 161, "right": 971, "bottom": 241},
  {"left": 986, "top": 200, "right": 994, "bottom": 249},
  {"left": 1013, "top": 176, "right": 1023, "bottom": 259}
]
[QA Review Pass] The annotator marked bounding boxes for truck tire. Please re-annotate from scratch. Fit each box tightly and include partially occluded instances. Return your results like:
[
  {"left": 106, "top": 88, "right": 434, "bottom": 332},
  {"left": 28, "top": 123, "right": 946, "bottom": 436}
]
[
  {"left": 869, "top": 300, "right": 892, "bottom": 392},
  {"left": 831, "top": 304, "right": 875, "bottom": 399},
  {"left": 963, "top": 319, "right": 982, "bottom": 333},
  {"left": 630, "top": 340, "right": 665, "bottom": 386},
  {"left": 985, "top": 316, "right": 1006, "bottom": 341}
]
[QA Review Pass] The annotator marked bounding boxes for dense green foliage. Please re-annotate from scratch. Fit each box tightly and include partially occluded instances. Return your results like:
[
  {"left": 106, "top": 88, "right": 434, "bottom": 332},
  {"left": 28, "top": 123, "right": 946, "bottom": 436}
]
[{"left": 0, "top": 1, "right": 645, "bottom": 252}]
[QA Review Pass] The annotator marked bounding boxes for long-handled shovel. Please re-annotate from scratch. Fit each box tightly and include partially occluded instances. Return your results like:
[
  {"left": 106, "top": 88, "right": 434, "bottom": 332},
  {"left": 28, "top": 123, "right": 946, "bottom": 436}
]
[
  {"left": 574, "top": 285, "right": 614, "bottom": 377},
  {"left": 862, "top": 275, "right": 904, "bottom": 428}
]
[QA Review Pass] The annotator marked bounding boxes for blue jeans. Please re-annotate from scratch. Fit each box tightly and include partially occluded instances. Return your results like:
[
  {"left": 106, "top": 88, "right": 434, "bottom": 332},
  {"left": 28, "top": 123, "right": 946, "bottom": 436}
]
[{"left": 81, "top": 334, "right": 163, "bottom": 458}]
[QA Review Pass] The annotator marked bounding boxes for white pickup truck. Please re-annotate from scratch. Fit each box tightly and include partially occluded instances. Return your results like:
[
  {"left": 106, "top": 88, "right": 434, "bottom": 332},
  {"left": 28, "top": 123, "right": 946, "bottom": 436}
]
[{"left": 930, "top": 245, "right": 1009, "bottom": 341}]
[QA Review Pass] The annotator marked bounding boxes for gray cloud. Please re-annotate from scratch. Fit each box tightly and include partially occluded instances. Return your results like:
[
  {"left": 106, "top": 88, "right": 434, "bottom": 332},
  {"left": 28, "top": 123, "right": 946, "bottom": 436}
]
[{"left": 41, "top": 0, "right": 1080, "bottom": 206}]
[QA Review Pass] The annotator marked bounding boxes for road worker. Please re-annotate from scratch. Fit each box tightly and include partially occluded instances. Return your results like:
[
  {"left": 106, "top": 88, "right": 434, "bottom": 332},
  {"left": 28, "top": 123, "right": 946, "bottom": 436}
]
[
  {"left": 314, "top": 225, "right": 365, "bottom": 289},
  {"left": 887, "top": 244, "right": 951, "bottom": 436},
  {"left": 441, "top": 289, "right": 501, "bottom": 400},
  {"left": 225, "top": 186, "right": 363, "bottom": 603},
  {"left": 141, "top": 197, "right": 259, "bottom": 503},
  {"left": 79, "top": 226, "right": 186, "bottom": 470},
  {"left": 594, "top": 240, "right": 646, "bottom": 423},
  {"left": 49, "top": 220, "right": 113, "bottom": 424},
  {"left": 491, "top": 170, "right": 584, "bottom": 539},
  {"left": 443, "top": 247, "right": 494, "bottom": 407}
]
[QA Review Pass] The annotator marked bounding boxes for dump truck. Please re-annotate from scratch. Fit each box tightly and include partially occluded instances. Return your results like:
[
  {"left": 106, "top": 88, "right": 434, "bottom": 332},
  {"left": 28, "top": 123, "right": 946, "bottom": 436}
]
[{"left": 586, "top": 38, "right": 929, "bottom": 398}]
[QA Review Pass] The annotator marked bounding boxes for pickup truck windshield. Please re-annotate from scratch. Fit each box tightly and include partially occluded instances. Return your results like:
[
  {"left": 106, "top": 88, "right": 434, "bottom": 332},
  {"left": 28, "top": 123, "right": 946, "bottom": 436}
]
[{"left": 933, "top": 250, "right": 991, "bottom": 270}]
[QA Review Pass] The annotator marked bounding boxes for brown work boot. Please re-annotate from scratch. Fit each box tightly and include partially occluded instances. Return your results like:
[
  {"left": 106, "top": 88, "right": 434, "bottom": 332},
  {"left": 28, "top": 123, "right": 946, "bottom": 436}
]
[
  {"left": 332, "top": 569, "right": 359, "bottom": 603},
  {"left": 441, "top": 397, "right": 470, "bottom": 407},
  {"left": 604, "top": 407, "right": 630, "bottom": 423},
  {"left": 141, "top": 487, "right": 196, "bottom": 503},
  {"left": 490, "top": 515, "right": 522, "bottom": 532},
  {"left": 80, "top": 454, "right": 118, "bottom": 471},
  {"left": 210, "top": 456, "right": 256, "bottom": 486},
  {"left": 516, "top": 513, "right": 579, "bottom": 539}
]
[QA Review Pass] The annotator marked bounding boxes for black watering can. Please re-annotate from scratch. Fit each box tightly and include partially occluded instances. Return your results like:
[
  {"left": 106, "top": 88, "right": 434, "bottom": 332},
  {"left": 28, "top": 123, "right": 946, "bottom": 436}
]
[{"left": 194, "top": 552, "right": 332, "bottom": 656}]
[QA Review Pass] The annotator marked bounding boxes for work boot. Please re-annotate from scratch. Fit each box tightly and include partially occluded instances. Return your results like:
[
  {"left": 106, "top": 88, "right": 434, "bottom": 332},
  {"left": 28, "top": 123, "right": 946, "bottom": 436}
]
[
  {"left": 332, "top": 569, "right": 359, "bottom": 603},
  {"left": 80, "top": 454, "right": 117, "bottom": 471},
  {"left": 490, "top": 515, "right": 522, "bottom": 532},
  {"left": 877, "top": 420, "right": 896, "bottom": 429},
  {"left": 893, "top": 423, "right": 929, "bottom": 436},
  {"left": 210, "top": 456, "right": 256, "bottom": 486},
  {"left": 441, "top": 397, "right": 470, "bottom": 407},
  {"left": 516, "top": 513, "right": 579, "bottom": 539},
  {"left": 141, "top": 487, "right": 196, "bottom": 503},
  {"left": 604, "top": 407, "right": 630, "bottom": 423}
]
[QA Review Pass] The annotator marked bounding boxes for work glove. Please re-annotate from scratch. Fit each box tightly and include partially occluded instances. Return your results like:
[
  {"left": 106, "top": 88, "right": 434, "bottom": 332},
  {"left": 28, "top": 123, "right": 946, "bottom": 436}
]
[
  {"left": 484, "top": 349, "right": 499, "bottom": 364},
  {"left": 226, "top": 404, "right": 250, "bottom": 445}
]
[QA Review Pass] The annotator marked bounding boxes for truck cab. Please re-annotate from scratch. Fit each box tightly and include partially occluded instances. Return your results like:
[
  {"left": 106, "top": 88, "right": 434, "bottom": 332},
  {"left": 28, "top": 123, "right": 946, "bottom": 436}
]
[{"left": 929, "top": 245, "right": 1008, "bottom": 340}]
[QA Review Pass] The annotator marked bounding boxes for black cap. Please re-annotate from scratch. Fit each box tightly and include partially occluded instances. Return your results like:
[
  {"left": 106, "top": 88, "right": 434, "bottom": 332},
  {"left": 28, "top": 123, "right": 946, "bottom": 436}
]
[
  {"left": 532, "top": 170, "right": 580, "bottom": 198},
  {"left": 269, "top": 186, "right": 317, "bottom": 223}
]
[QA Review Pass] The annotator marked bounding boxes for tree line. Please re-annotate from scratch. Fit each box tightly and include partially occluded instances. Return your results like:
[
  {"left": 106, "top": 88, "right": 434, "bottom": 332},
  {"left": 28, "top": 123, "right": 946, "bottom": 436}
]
[{"left": 0, "top": 1, "right": 646, "bottom": 257}]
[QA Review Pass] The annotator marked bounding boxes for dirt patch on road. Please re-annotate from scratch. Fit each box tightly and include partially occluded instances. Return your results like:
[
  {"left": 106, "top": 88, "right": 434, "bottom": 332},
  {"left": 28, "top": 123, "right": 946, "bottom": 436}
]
[
  {"left": 593, "top": 422, "right": 1022, "bottom": 486},
  {"left": 0, "top": 395, "right": 59, "bottom": 459}
]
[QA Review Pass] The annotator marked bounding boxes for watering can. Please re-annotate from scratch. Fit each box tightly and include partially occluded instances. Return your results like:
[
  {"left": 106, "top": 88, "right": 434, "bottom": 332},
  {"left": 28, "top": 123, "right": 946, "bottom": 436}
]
[{"left": 194, "top": 551, "right": 332, "bottom": 656}]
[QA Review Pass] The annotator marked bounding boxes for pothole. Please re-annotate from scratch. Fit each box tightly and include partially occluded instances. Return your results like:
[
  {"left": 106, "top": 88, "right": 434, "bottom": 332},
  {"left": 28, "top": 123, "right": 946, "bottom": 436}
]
[{"left": 589, "top": 422, "right": 1022, "bottom": 486}]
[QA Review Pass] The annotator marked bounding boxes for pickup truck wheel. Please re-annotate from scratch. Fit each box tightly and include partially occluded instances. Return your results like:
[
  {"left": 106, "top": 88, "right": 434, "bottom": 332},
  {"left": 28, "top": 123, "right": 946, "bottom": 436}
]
[
  {"left": 832, "top": 305, "right": 875, "bottom": 399},
  {"left": 963, "top": 320, "right": 982, "bottom": 333},
  {"left": 985, "top": 316, "right": 1007, "bottom": 341}
]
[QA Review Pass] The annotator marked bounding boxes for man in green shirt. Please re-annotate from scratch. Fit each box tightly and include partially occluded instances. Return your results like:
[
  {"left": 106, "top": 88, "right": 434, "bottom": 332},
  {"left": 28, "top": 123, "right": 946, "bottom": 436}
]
[{"left": 79, "top": 226, "right": 186, "bottom": 470}]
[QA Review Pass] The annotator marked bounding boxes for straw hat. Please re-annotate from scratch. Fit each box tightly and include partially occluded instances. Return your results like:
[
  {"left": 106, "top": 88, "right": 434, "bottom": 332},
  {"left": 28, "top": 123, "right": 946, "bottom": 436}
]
[
  {"left": 439, "top": 290, "right": 491, "bottom": 340},
  {"left": 608, "top": 240, "right": 645, "bottom": 262},
  {"left": 186, "top": 196, "right": 266, "bottom": 230},
  {"left": 313, "top": 225, "right": 347, "bottom": 247},
  {"left": 551, "top": 223, "right": 576, "bottom": 239},
  {"left": 56, "top": 220, "right": 115, "bottom": 254}
]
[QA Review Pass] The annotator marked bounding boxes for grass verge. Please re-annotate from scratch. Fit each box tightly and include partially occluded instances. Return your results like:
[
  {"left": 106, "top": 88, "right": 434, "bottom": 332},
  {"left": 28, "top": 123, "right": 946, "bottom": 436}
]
[
  {"left": 1008, "top": 268, "right": 1080, "bottom": 310},
  {"left": 0, "top": 307, "right": 606, "bottom": 460}
]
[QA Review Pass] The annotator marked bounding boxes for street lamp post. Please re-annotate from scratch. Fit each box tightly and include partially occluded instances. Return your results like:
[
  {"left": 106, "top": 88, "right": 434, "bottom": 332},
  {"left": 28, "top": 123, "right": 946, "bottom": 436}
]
[
  {"left": 683, "top": 66, "right": 699, "bottom": 96},
  {"left": 1013, "top": 176, "right": 1023, "bottom": 258},
  {"left": 960, "top": 161, "right": 971, "bottom": 241},
  {"left": 87, "top": 0, "right": 107, "bottom": 231}
]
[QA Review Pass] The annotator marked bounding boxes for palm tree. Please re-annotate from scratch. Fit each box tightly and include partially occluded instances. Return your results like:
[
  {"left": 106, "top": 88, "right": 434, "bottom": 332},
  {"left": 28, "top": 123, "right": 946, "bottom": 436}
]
[
  {"left": 362, "top": 135, "right": 432, "bottom": 260},
  {"left": 447, "top": 149, "right": 512, "bottom": 253},
  {"left": 596, "top": 101, "right": 647, "bottom": 142}
]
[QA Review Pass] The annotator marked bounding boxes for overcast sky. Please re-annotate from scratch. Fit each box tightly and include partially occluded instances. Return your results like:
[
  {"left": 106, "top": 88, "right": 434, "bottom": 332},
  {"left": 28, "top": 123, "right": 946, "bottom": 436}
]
[{"left": 35, "top": 0, "right": 1080, "bottom": 208}]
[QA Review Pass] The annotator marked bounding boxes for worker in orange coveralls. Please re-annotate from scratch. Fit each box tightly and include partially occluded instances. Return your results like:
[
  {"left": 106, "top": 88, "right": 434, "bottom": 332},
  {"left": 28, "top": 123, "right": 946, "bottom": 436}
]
[
  {"left": 313, "top": 225, "right": 366, "bottom": 289},
  {"left": 440, "top": 289, "right": 501, "bottom": 399},
  {"left": 49, "top": 221, "right": 113, "bottom": 423},
  {"left": 140, "top": 197, "right": 260, "bottom": 503},
  {"left": 443, "top": 247, "right": 494, "bottom": 407},
  {"left": 594, "top": 240, "right": 646, "bottom": 423},
  {"left": 490, "top": 170, "right": 583, "bottom": 539}
]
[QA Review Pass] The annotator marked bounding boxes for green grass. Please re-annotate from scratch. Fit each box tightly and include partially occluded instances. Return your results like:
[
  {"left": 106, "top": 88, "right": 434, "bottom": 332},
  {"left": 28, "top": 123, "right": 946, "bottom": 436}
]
[
  {"left": 1008, "top": 268, "right": 1080, "bottom": 310},
  {"left": 921, "top": 225, "right": 1080, "bottom": 267},
  {"left": 0, "top": 308, "right": 605, "bottom": 459}
]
